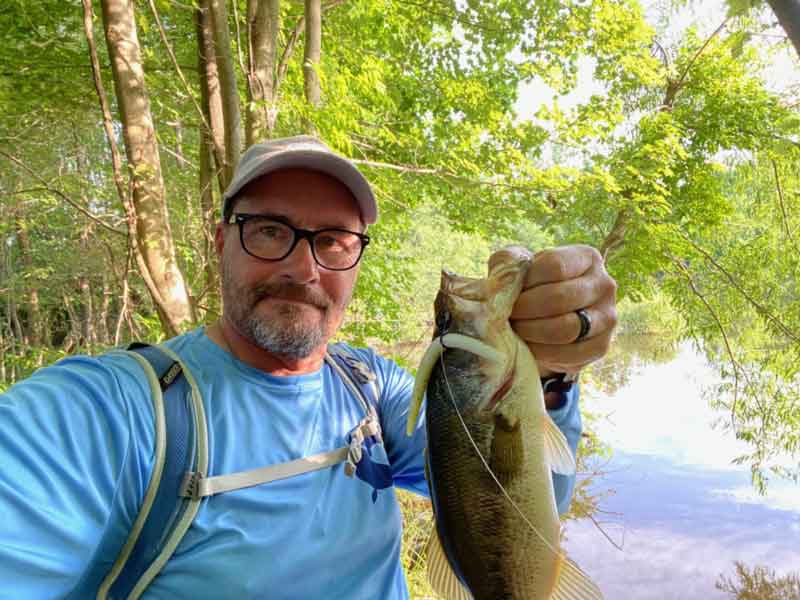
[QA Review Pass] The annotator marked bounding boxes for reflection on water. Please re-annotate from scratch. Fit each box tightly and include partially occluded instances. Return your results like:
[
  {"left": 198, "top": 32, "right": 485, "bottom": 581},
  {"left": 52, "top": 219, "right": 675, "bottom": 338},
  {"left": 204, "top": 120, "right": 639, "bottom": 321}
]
[
  {"left": 564, "top": 452, "right": 800, "bottom": 598},
  {"left": 568, "top": 344, "right": 800, "bottom": 598}
]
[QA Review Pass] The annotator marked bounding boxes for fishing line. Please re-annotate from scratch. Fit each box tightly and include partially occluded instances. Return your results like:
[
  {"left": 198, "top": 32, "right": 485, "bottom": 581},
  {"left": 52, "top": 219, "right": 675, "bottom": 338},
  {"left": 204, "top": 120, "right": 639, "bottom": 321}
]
[{"left": 437, "top": 349, "right": 564, "bottom": 561}]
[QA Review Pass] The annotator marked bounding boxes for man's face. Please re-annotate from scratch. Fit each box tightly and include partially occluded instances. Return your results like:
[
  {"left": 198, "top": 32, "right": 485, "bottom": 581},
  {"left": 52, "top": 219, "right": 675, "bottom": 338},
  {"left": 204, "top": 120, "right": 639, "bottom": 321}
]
[{"left": 216, "top": 168, "right": 364, "bottom": 360}]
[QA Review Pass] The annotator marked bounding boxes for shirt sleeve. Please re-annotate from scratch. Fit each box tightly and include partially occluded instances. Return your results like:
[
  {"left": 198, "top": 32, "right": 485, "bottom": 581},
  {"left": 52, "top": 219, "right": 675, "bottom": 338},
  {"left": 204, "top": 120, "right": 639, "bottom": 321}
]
[
  {"left": 363, "top": 350, "right": 582, "bottom": 514},
  {"left": 548, "top": 384, "right": 583, "bottom": 515},
  {"left": 0, "top": 353, "right": 154, "bottom": 599}
]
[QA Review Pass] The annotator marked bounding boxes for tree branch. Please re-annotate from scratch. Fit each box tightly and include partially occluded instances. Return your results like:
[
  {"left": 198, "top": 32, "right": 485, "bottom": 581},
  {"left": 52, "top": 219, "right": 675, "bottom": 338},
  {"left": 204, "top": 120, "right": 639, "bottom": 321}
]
[
  {"left": 275, "top": 14, "right": 306, "bottom": 93},
  {"left": 599, "top": 208, "right": 629, "bottom": 263},
  {"left": 146, "top": 0, "right": 210, "bottom": 133},
  {"left": 671, "top": 256, "right": 747, "bottom": 426},
  {"left": 651, "top": 38, "right": 670, "bottom": 68},
  {"left": 274, "top": 0, "right": 345, "bottom": 94},
  {"left": 231, "top": 0, "right": 249, "bottom": 81},
  {"left": 772, "top": 158, "right": 799, "bottom": 256},
  {"left": 587, "top": 513, "right": 625, "bottom": 552},
  {"left": 162, "top": 144, "right": 199, "bottom": 170},
  {"left": 350, "top": 158, "right": 442, "bottom": 174},
  {"left": 678, "top": 231, "right": 799, "bottom": 343},
  {"left": 673, "top": 19, "right": 729, "bottom": 94},
  {"left": 82, "top": 0, "right": 129, "bottom": 219},
  {"left": 0, "top": 150, "right": 125, "bottom": 236},
  {"left": 350, "top": 157, "right": 558, "bottom": 195}
]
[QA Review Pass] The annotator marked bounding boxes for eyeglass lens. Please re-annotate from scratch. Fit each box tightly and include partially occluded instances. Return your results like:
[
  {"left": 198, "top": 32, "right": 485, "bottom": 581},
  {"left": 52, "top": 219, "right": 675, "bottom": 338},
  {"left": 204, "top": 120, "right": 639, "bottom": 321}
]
[{"left": 241, "top": 217, "right": 364, "bottom": 269}]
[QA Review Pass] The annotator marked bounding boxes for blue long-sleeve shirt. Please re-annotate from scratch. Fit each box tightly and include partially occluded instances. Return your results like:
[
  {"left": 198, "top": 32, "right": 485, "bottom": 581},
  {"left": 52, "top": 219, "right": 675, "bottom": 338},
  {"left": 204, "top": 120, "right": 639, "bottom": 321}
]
[{"left": 0, "top": 328, "right": 581, "bottom": 599}]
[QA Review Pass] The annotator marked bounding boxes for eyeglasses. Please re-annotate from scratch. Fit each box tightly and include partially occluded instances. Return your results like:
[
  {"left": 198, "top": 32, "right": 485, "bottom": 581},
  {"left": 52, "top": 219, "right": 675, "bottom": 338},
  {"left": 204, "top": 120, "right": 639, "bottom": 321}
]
[{"left": 228, "top": 213, "right": 370, "bottom": 271}]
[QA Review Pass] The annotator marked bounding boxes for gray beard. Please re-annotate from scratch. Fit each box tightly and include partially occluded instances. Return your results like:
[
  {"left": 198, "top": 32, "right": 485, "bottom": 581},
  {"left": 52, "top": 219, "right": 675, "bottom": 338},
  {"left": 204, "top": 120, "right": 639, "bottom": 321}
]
[{"left": 240, "top": 303, "right": 325, "bottom": 360}]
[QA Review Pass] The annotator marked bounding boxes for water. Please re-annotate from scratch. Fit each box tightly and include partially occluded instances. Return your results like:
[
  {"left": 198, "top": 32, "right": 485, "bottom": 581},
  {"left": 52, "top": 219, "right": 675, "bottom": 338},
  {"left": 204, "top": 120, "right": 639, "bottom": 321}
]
[{"left": 564, "top": 344, "right": 800, "bottom": 598}]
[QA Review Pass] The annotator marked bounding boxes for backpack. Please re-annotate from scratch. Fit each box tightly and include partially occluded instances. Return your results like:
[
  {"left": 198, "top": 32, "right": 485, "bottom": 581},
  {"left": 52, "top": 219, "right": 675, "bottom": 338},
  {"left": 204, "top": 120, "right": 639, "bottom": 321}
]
[{"left": 96, "top": 342, "right": 390, "bottom": 600}]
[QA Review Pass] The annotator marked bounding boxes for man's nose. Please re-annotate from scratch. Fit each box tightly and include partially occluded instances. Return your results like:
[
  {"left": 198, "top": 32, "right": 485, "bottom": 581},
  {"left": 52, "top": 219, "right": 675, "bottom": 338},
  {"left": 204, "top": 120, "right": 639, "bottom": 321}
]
[{"left": 281, "top": 238, "right": 320, "bottom": 283}]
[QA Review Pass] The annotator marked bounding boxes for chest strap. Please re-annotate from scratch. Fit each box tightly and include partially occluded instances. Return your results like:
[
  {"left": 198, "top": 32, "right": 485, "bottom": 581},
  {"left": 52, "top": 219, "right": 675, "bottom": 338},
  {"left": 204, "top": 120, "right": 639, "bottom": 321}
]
[
  {"left": 179, "top": 419, "right": 379, "bottom": 499},
  {"left": 179, "top": 348, "right": 381, "bottom": 500}
]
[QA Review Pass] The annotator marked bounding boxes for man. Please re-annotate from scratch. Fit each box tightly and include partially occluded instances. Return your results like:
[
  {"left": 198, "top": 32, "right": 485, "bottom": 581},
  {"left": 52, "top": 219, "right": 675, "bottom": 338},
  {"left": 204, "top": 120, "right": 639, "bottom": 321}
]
[{"left": 0, "top": 136, "right": 617, "bottom": 599}]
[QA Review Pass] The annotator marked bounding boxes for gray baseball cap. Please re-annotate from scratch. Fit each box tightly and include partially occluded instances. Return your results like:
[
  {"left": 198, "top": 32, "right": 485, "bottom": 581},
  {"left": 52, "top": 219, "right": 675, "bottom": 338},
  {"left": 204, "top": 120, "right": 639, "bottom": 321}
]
[{"left": 222, "top": 135, "right": 378, "bottom": 224}]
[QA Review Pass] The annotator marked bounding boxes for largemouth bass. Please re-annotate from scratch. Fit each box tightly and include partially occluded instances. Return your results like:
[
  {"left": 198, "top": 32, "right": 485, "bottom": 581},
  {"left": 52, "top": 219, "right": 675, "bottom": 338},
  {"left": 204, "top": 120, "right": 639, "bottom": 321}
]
[{"left": 406, "top": 246, "right": 602, "bottom": 600}]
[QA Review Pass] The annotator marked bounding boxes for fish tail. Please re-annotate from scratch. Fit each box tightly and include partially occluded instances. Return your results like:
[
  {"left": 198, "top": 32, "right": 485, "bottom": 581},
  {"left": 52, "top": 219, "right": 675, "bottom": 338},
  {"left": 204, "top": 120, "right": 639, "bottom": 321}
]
[{"left": 550, "top": 553, "right": 604, "bottom": 600}]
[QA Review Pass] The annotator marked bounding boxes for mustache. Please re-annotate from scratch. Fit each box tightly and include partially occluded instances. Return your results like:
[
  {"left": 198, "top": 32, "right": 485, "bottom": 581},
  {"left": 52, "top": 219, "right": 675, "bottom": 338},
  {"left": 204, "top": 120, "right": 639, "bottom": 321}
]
[{"left": 250, "top": 281, "right": 331, "bottom": 309}]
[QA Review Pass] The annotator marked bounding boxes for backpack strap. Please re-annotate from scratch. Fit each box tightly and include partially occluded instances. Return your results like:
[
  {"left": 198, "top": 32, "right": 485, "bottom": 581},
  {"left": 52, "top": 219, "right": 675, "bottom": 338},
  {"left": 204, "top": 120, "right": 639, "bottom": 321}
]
[
  {"left": 179, "top": 344, "right": 384, "bottom": 500},
  {"left": 326, "top": 343, "right": 381, "bottom": 416},
  {"left": 97, "top": 344, "right": 208, "bottom": 600}
]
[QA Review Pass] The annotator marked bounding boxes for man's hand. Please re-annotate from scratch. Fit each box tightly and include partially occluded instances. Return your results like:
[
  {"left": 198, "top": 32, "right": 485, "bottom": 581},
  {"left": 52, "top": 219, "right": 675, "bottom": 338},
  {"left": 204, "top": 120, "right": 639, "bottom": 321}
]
[{"left": 510, "top": 245, "right": 618, "bottom": 378}]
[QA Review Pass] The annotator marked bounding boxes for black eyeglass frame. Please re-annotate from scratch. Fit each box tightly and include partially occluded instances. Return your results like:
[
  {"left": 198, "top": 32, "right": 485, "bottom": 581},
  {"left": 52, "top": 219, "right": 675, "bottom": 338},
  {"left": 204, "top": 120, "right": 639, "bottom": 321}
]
[{"left": 228, "top": 213, "right": 370, "bottom": 271}]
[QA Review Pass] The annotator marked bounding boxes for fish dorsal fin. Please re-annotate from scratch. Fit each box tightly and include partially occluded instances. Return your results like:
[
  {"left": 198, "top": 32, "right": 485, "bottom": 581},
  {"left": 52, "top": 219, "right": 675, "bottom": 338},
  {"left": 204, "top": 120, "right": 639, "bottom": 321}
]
[
  {"left": 551, "top": 554, "right": 604, "bottom": 600},
  {"left": 542, "top": 413, "right": 576, "bottom": 475},
  {"left": 426, "top": 528, "right": 474, "bottom": 600}
]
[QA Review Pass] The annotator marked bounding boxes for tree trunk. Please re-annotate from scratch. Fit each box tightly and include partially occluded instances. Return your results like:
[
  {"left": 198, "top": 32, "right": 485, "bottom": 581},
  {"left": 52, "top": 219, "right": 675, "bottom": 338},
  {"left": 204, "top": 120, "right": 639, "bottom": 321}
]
[
  {"left": 208, "top": 0, "right": 243, "bottom": 184},
  {"left": 246, "top": 0, "right": 280, "bottom": 145},
  {"left": 100, "top": 0, "right": 195, "bottom": 337},
  {"left": 79, "top": 276, "right": 96, "bottom": 347},
  {"left": 0, "top": 324, "right": 7, "bottom": 385},
  {"left": 303, "top": 0, "right": 322, "bottom": 117},
  {"left": 199, "top": 122, "right": 220, "bottom": 316},
  {"left": 1, "top": 237, "right": 20, "bottom": 382},
  {"left": 171, "top": 120, "right": 187, "bottom": 169},
  {"left": 766, "top": 0, "right": 800, "bottom": 59},
  {"left": 15, "top": 219, "right": 45, "bottom": 346},
  {"left": 5, "top": 234, "right": 26, "bottom": 347},
  {"left": 196, "top": 1, "right": 228, "bottom": 194},
  {"left": 600, "top": 208, "right": 629, "bottom": 262},
  {"left": 98, "top": 273, "right": 112, "bottom": 345},
  {"left": 0, "top": 238, "right": 7, "bottom": 384},
  {"left": 62, "top": 293, "right": 81, "bottom": 353}
]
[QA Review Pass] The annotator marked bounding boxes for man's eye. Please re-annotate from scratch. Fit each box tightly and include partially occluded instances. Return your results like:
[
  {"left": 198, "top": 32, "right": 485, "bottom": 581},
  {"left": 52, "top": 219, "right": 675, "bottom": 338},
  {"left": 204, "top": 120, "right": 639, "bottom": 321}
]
[
  {"left": 316, "top": 235, "right": 341, "bottom": 249},
  {"left": 259, "top": 225, "right": 283, "bottom": 237}
]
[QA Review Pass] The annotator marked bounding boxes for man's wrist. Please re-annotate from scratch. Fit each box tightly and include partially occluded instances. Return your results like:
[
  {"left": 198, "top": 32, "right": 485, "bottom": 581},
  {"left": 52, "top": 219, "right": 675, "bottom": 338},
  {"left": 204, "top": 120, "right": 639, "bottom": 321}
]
[{"left": 540, "top": 372, "right": 577, "bottom": 410}]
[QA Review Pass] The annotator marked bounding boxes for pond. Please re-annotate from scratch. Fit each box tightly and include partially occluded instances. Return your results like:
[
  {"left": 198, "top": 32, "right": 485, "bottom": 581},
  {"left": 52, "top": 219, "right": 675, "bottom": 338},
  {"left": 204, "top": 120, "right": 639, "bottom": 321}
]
[{"left": 564, "top": 344, "right": 800, "bottom": 598}]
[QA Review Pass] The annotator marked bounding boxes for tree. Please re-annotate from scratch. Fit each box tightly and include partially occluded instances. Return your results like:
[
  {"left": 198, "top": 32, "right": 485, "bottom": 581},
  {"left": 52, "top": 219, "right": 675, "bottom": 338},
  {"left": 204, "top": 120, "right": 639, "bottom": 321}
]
[
  {"left": 97, "top": 0, "right": 195, "bottom": 335},
  {"left": 717, "top": 561, "right": 800, "bottom": 599}
]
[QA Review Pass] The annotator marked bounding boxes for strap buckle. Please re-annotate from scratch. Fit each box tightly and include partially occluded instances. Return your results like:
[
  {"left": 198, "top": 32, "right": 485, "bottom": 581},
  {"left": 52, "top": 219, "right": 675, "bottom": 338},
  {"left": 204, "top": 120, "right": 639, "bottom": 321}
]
[
  {"left": 179, "top": 471, "right": 202, "bottom": 500},
  {"left": 343, "top": 416, "right": 381, "bottom": 477}
]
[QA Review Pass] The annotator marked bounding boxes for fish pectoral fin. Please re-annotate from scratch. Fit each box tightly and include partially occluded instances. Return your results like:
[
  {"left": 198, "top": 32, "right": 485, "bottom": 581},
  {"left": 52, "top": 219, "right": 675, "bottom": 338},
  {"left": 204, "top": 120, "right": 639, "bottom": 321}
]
[
  {"left": 425, "top": 528, "right": 474, "bottom": 600},
  {"left": 490, "top": 413, "right": 523, "bottom": 477},
  {"left": 542, "top": 413, "right": 576, "bottom": 475},
  {"left": 551, "top": 554, "right": 604, "bottom": 600}
]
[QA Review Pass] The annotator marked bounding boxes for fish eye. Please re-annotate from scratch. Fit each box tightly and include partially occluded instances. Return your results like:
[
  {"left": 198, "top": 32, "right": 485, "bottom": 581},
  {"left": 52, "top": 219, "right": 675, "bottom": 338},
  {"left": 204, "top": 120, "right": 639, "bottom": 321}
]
[{"left": 436, "top": 309, "right": 452, "bottom": 334}]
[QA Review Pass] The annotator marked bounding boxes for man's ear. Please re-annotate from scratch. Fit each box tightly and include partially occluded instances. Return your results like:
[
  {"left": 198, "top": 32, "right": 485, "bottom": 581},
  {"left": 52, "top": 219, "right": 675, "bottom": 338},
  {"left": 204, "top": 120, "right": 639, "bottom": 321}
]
[{"left": 215, "top": 222, "right": 226, "bottom": 257}]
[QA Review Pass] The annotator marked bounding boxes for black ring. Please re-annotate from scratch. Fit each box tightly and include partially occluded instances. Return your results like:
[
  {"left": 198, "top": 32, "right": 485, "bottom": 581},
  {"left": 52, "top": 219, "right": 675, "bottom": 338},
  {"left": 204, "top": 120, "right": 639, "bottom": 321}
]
[{"left": 574, "top": 309, "right": 591, "bottom": 343}]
